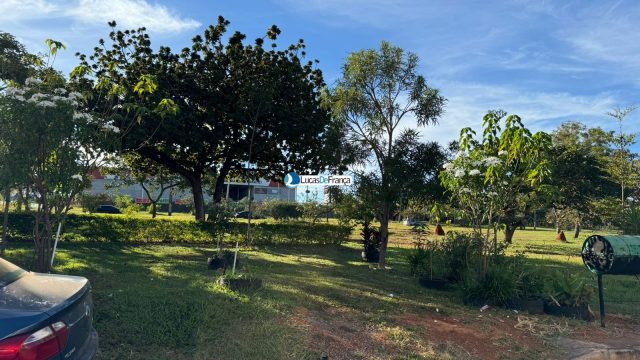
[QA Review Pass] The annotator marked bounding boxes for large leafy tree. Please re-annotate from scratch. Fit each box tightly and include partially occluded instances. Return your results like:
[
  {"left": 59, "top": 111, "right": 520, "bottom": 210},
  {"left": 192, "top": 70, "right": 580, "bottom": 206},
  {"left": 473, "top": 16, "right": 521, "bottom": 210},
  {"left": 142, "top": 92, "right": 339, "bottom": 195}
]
[
  {"left": 0, "top": 32, "right": 40, "bottom": 88},
  {"left": 73, "top": 17, "right": 346, "bottom": 221},
  {"left": 331, "top": 41, "right": 446, "bottom": 268},
  {"left": 543, "top": 122, "right": 618, "bottom": 237}
]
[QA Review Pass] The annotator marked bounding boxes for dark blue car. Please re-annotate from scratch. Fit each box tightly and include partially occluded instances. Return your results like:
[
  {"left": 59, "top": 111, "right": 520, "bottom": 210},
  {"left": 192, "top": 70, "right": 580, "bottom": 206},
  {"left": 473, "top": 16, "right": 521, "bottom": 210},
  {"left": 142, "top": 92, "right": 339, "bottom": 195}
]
[{"left": 0, "top": 257, "right": 98, "bottom": 359}]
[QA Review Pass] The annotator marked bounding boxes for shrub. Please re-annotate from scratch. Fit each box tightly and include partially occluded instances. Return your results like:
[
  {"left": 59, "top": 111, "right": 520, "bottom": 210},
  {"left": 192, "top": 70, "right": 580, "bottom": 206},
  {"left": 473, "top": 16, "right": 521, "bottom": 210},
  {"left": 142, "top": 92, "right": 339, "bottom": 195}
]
[
  {"left": 5, "top": 212, "right": 350, "bottom": 245},
  {"left": 361, "top": 221, "right": 380, "bottom": 262},
  {"left": 114, "top": 195, "right": 142, "bottom": 215},
  {"left": 262, "top": 200, "right": 302, "bottom": 221},
  {"left": 406, "top": 223, "right": 443, "bottom": 279},
  {"left": 440, "top": 231, "right": 482, "bottom": 282},
  {"left": 463, "top": 262, "right": 521, "bottom": 306},
  {"left": 78, "top": 193, "right": 112, "bottom": 213},
  {"left": 545, "top": 270, "right": 594, "bottom": 307}
]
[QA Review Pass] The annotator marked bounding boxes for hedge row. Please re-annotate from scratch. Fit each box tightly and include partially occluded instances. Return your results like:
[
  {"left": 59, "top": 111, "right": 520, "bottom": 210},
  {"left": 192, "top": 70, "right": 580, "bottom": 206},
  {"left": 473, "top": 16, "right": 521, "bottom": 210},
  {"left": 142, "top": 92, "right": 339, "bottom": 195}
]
[{"left": 5, "top": 213, "right": 351, "bottom": 245}]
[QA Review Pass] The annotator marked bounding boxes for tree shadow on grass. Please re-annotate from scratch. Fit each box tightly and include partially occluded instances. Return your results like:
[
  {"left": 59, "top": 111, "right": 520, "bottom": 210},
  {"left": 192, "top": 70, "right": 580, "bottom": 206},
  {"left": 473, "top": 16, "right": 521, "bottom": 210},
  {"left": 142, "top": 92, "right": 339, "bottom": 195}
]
[{"left": 3, "top": 242, "right": 319, "bottom": 360}]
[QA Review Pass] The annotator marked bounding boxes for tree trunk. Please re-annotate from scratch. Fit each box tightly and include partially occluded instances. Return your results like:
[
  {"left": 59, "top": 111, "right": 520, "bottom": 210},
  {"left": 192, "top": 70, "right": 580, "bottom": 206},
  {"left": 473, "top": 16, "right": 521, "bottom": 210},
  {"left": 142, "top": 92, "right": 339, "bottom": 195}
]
[
  {"left": 151, "top": 202, "right": 157, "bottom": 219},
  {"left": 16, "top": 187, "right": 24, "bottom": 212},
  {"left": 190, "top": 177, "right": 205, "bottom": 221},
  {"left": 504, "top": 224, "right": 516, "bottom": 244},
  {"left": 34, "top": 194, "right": 53, "bottom": 273},
  {"left": 1, "top": 188, "right": 10, "bottom": 256},
  {"left": 212, "top": 173, "right": 227, "bottom": 204},
  {"left": 378, "top": 204, "right": 390, "bottom": 269},
  {"left": 574, "top": 222, "right": 581, "bottom": 239},
  {"left": 168, "top": 191, "right": 173, "bottom": 216}
]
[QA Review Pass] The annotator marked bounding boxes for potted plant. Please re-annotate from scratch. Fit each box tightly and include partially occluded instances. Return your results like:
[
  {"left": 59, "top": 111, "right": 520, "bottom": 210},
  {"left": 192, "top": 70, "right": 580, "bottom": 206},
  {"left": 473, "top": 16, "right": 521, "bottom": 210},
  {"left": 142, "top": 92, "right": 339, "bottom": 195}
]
[
  {"left": 207, "top": 250, "right": 239, "bottom": 270},
  {"left": 361, "top": 221, "right": 381, "bottom": 262},
  {"left": 206, "top": 201, "right": 239, "bottom": 270},
  {"left": 544, "top": 271, "right": 595, "bottom": 321},
  {"left": 509, "top": 266, "right": 545, "bottom": 314},
  {"left": 218, "top": 273, "right": 263, "bottom": 291}
]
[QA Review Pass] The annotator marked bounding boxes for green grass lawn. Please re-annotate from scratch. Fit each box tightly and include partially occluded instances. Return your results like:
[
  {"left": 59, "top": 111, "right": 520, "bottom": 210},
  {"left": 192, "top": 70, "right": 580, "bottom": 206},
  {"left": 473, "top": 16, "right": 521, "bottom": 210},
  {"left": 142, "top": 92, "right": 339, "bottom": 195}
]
[{"left": 3, "top": 221, "right": 639, "bottom": 359}]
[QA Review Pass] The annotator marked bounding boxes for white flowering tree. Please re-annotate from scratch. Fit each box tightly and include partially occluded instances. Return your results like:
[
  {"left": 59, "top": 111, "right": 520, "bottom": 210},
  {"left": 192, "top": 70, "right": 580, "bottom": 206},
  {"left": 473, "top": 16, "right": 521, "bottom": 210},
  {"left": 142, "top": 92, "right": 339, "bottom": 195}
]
[
  {"left": 0, "top": 42, "right": 115, "bottom": 271},
  {"left": 440, "top": 111, "right": 551, "bottom": 271}
]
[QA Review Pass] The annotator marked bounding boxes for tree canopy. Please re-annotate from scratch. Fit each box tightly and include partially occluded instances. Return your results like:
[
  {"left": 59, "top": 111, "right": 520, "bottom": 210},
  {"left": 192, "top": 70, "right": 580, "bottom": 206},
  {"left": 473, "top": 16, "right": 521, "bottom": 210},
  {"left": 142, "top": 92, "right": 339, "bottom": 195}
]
[{"left": 74, "top": 17, "right": 348, "bottom": 220}]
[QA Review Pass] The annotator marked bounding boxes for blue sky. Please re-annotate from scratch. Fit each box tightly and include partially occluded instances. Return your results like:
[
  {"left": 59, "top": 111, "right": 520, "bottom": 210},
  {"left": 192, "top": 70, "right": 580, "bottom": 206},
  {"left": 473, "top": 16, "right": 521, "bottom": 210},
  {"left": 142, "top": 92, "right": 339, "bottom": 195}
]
[{"left": 1, "top": 0, "right": 639, "bottom": 148}]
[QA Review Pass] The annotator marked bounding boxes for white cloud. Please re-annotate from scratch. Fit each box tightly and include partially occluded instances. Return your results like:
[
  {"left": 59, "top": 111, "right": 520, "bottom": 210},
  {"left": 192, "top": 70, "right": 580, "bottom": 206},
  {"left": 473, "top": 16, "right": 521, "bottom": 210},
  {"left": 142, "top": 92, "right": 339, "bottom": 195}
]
[
  {"left": 65, "top": 0, "right": 201, "bottom": 33},
  {"left": 0, "top": 0, "right": 58, "bottom": 21},
  {"left": 0, "top": 0, "right": 200, "bottom": 33},
  {"left": 414, "top": 82, "right": 619, "bottom": 145}
]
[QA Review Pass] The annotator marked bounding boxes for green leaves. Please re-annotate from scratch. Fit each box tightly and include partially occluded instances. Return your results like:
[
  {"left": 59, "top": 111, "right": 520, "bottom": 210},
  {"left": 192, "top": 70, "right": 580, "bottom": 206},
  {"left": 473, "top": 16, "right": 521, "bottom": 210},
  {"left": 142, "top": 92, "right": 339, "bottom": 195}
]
[
  {"left": 45, "top": 39, "right": 66, "bottom": 57},
  {"left": 134, "top": 74, "right": 158, "bottom": 96},
  {"left": 156, "top": 98, "right": 179, "bottom": 117}
]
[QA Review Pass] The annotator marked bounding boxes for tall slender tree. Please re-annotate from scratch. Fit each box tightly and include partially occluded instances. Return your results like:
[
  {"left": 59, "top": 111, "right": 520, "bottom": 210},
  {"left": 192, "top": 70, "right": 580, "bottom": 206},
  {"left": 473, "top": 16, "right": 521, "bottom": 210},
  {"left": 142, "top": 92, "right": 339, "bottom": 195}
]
[{"left": 332, "top": 41, "right": 446, "bottom": 268}]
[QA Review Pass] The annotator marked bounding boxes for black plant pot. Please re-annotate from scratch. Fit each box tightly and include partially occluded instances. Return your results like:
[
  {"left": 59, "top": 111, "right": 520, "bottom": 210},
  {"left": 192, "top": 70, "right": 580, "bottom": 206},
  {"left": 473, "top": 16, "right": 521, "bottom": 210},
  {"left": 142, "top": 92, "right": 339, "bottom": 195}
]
[
  {"left": 543, "top": 303, "right": 594, "bottom": 321},
  {"left": 418, "top": 277, "right": 448, "bottom": 290},
  {"left": 207, "top": 257, "right": 225, "bottom": 270},
  {"left": 207, "top": 251, "right": 240, "bottom": 270},
  {"left": 218, "top": 276, "right": 263, "bottom": 291},
  {"left": 362, "top": 249, "right": 380, "bottom": 263},
  {"left": 509, "top": 298, "right": 545, "bottom": 314}
]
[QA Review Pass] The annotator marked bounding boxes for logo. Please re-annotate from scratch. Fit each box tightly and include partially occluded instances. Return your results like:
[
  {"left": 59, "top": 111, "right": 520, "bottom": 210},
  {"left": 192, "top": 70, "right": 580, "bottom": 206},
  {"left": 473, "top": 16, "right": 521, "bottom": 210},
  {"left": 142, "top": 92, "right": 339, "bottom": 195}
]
[
  {"left": 284, "top": 172, "right": 352, "bottom": 188},
  {"left": 284, "top": 172, "right": 301, "bottom": 188}
]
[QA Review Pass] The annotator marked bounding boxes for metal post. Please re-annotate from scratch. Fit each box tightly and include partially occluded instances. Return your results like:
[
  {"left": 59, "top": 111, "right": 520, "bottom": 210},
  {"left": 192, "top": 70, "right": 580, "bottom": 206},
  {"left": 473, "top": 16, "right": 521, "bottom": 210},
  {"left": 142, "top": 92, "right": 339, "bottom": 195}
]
[{"left": 597, "top": 273, "right": 605, "bottom": 327}]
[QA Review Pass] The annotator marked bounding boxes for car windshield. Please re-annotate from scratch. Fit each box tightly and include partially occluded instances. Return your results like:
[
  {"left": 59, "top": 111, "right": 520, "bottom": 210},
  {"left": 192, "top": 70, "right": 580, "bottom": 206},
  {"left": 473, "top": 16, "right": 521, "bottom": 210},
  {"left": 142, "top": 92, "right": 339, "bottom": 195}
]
[{"left": 0, "top": 257, "right": 25, "bottom": 287}]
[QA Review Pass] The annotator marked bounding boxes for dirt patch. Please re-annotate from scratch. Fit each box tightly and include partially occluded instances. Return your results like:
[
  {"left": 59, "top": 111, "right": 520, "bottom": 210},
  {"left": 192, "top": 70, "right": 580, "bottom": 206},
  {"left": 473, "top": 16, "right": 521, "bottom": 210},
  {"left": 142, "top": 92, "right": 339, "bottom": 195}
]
[
  {"left": 287, "top": 306, "right": 402, "bottom": 360},
  {"left": 286, "top": 305, "right": 640, "bottom": 359},
  {"left": 398, "top": 312, "right": 547, "bottom": 359}
]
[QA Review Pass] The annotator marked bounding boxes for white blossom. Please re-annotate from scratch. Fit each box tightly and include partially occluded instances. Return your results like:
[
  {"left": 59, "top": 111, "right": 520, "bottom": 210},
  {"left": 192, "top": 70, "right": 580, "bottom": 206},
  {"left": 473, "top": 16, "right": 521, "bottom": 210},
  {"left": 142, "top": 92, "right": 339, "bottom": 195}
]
[
  {"left": 460, "top": 187, "right": 471, "bottom": 193},
  {"left": 498, "top": 150, "right": 507, "bottom": 156},
  {"left": 102, "top": 123, "right": 120, "bottom": 133},
  {"left": 25, "top": 77, "right": 42, "bottom": 86},
  {"left": 73, "top": 112, "right": 93, "bottom": 121},
  {"left": 488, "top": 192, "right": 498, "bottom": 197},
  {"left": 67, "top": 92, "right": 83, "bottom": 100},
  {"left": 469, "top": 169, "right": 481, "bottom": 176},
  {"left": 13, "top": 95, "right": 25, "bottom": 102},
  {"left": 484, "top": 156, "right": 501, "bottom": 166},
  {"left": 54, "top": 88, "right": 67, "bottom": 95},
  {"left": 627, "top": 197, "right": 636, "bottom": 203},
  {"left": 36, "top": 100, "right": 55, "bottom": 108},
  {"left": 71, "top": 174, "right": 83, "bottom": 181},
  {"left": 442, "top": 162, "right": 454, "bottom": 170},
  {"left": 454, "top": 169, "right": 465, "bottom": 178},
  {"left": 29, "top": 93, "right": 49, "bottom": 102},
  {"left": 455, "top": 151, "right": 466, "bottom": 159},
  {"left": 502, "top": 181, "right": 508, "bottom": 185}
]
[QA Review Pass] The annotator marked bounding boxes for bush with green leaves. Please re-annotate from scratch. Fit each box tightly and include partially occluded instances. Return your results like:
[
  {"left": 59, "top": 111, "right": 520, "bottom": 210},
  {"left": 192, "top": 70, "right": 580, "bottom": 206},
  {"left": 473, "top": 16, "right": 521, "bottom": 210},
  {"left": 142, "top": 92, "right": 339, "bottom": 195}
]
[
  {"left": 440, "top": 231, "right": 483, "bottom": 282},
  {"left": 406, "top": 227, "right": 443, "bottom": 280},
  {"left": 545, "top": 270, "right": 594, "bottom": 307},
  {"left": 114, "top": 195, "right": 142, "bottom": 215},
  {"left": 261, "top": 200, "right": 302, "bottom": 221},
  {"left": 79, "top": 193, "right": 111, "bottom": 213},
  {"left": 5, "top": 212, "right": 350, "bottom": 245},
  {"left": 462, "top": 261, "right": 521, "bottom": 306}
]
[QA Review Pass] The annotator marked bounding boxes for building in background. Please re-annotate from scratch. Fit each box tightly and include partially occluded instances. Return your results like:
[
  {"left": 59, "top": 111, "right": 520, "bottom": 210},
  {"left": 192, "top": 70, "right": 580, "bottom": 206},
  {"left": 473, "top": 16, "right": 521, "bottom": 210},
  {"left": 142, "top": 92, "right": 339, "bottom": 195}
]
[{"left": 86, "top": 170, "right": 296, "bottom": 204}]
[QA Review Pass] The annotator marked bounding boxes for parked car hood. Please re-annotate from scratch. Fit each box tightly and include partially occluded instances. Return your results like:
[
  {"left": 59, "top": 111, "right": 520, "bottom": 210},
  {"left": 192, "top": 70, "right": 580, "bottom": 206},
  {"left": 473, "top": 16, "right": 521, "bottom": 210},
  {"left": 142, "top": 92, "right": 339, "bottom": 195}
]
[{"left": 0, "top": 272, "right": 89, "bottom": 339}]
